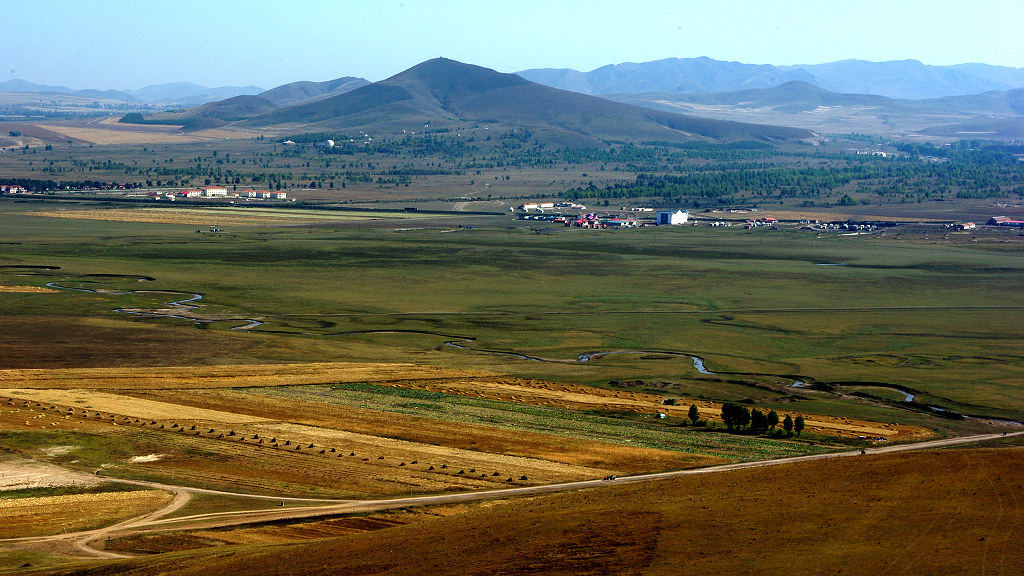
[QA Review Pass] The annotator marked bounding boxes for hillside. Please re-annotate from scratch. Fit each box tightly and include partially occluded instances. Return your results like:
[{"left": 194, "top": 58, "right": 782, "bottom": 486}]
[
  {"left": 258, "top": 77, "right": 371, "bottom": 107},
  {"left": 34, "top": 448, "right": 1024, "bottom": 575},
  {"left": 121, "top": 95, "right": 278, "bottom": 130},
  {"left": 244, "top": 58, "right": 815, "bottom": 145},
  {"left": 519, "top": 57, "right": 1024, "bottom": 99}
]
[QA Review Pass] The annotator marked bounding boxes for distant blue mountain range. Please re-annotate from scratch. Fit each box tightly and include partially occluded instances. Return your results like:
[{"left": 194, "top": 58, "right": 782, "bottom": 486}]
[
  {"left": 517, "top": 57, "right": 1024, "bottom": 100},
  {"left": 0, "top": 79, "right": 264, "bottom": 106}
]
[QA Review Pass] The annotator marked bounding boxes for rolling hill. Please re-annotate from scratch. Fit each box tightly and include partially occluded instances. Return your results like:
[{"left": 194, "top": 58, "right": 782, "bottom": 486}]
[
  {"left": 243, "top": 58, "right": 816, "bottom": 145},
  {"left": 120, "top": 95, "right": 279, "bottom": 130},
  {"left": 258, "top": 77, "right": 371, "bottom": 107}
]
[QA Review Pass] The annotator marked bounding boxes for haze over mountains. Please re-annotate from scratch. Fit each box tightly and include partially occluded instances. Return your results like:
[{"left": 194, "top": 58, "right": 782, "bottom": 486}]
[
  {"left": 517, "top": 57, "right": 1024, "bottom": 100},
  {"left": 0, "top": 79, "right": 265, "bottom": 106}
]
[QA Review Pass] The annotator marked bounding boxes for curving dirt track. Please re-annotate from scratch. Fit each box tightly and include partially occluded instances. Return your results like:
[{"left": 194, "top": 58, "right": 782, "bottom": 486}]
[{"left": 4, "top": 430, "right": 1020, "bottom": 560}]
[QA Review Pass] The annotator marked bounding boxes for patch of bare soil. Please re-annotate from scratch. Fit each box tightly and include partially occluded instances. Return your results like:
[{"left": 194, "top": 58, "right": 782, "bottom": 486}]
[{"left": 0, "top": 456, "right": 100, "bottom": 491}]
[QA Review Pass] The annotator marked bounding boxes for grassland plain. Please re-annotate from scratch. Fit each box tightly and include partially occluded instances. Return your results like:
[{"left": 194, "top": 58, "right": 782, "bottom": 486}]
[
  {"left": 15, "top": 447, "right": 1022, "bottom": 576},
  {"left": 2, "top": 201, "right": 1021, "bottom": 422}
]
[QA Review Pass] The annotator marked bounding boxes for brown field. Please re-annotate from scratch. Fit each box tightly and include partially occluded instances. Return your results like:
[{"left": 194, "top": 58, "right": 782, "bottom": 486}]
[
  {"left": 7, "top": 118, "right": 266, "bottom": 145},
  {"left": 0, "top": 490, "right": 171, "bottom": 538},
  {"left": 0, "top": 286, "right": 58, "bottom": 293},
  {"left": 26, "top": 447, "right": 1023, "bottom": 576}
]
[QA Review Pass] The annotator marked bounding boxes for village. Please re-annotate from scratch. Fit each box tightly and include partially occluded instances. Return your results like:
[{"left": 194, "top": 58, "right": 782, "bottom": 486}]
[{"left": 152, "top": 186, "right": 291, "bottom": 201}]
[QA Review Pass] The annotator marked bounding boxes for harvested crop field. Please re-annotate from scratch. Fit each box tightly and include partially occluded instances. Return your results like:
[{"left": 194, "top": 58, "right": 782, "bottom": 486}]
[
  {"left": 0, "top": 362, "right": 490, "bottom": 390},
  {"left": 16, "top": 119, "right": 264, "bottom": 145},
  {"left": 0, "top": 489, "right": 171, "bottom": 538},
  {"left": 130, "top": 387, "right": 706, "bottom": 473},
  {"left": 0, "top": 389, "right": 269, "bottom": 424}
]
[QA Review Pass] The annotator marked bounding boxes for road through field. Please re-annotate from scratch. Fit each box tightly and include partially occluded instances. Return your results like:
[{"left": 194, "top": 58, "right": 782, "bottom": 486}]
[{"left": 4, "top": 430, "right": 1020, "bottom": 560}]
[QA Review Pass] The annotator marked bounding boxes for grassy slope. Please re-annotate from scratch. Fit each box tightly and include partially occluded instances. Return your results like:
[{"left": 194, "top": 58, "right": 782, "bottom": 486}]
[{"left": 36, "top": 446, "right": 1024, "bottom": 576}]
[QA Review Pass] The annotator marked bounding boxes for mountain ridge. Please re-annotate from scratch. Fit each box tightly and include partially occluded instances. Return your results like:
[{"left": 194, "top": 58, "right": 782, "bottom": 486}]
[
  {"left": 241, "top": 58, "right": 816, "bottom": 145},
  {"left": 518, "top": 57, "right": 1024, "bottom": 100}
]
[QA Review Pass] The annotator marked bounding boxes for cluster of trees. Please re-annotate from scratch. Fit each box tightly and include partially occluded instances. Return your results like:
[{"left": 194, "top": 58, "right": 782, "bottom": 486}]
[
  {"left": 0, "top": 178, "right": 142, "bottom": 192},
  {"left": 559, "top": 143, "right": 1024, "bottom": 204},
  {"left": 719, "top": 403, "right": 804, "bottom": 436}
]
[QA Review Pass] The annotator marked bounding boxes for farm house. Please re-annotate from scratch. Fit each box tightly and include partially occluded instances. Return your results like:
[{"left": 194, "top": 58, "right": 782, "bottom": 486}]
[{"left": 657, "top": 210, "right": 689, "bottom": 225}]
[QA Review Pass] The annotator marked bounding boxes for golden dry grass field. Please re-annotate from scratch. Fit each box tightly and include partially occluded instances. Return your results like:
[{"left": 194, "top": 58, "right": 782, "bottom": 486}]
[
  {"left": 10, "top": 118, "right": 265, "bottom": 145},
  {"left": 0, "top": 286, "right": 59, "bottom": 293},
  {"left": 0, "top": 491, "right": 172, "bottom": 538}
]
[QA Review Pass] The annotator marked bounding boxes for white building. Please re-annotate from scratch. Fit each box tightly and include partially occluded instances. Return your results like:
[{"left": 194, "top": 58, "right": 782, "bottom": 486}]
[
  {"left": 202, "top": 186, "right": 228, "bottom": 197},
  {"left": 657, "top": 209, "right": 689, "bottom": 225}
]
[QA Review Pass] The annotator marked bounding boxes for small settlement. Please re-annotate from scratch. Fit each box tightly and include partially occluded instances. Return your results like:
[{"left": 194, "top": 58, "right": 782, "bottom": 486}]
[
  {"left": 516, "top": 202, "right": 692, "bottom": 228},
  {"left": 148, "top": 186, "right": 289, "bottom": 201}
]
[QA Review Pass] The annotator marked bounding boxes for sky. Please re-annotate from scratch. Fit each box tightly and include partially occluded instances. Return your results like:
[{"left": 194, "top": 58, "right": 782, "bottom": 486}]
[{"left": 5, "top": 0, "right": 1023, "bottom": 90}]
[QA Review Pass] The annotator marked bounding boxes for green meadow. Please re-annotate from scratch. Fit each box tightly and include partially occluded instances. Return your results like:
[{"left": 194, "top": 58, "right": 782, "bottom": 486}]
[{"left": 2, "top": 201, "right": 1023, "bottom": 424}]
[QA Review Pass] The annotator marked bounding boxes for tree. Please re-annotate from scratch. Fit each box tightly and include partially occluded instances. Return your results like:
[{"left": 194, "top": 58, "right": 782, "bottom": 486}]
[
  {"left": 721, "top": 403, "right": 735, "bottom": 430},
  {"left": 767, "top": 410, "right": 779, "bottom": 431},
  {"left": 735, "top": 405, "right": 751, "bottom": 430},
  {"left": 723, "top": 403, "right": 752, "bottom": 430},
  {"left": 688, "top": 404, "right": 700, "bottom": 425},
  {"left": 783, "top": 414, "right": 794, "bottom": 435},
  {"left": 794, "top": 415, "right": 805, "bottom": 437},
  {"left": 750, "top": 409, "right": 768, "bottom": 434}
]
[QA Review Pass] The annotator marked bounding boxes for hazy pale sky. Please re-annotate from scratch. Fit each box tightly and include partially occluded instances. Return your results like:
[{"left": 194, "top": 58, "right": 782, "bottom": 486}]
[{"left": 5, "top": 0, "right": 1022, "bottom": 90}]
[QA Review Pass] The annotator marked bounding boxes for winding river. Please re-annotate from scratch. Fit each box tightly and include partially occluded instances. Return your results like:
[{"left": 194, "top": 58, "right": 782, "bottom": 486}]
[{"left": 45, "top": 282, "right": 263, "bottom": 331}]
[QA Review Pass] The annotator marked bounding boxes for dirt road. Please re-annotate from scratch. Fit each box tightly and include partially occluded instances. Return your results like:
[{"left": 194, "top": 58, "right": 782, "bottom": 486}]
[{"left": 3, "top": 430, "right": 1019, "bottom": 560}]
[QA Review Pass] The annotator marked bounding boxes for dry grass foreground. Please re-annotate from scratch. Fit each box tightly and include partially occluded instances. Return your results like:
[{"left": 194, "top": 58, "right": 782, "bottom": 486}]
[
  {"left": 0, "top": 490, "right": 171, "bottom": 538},
  {"left": 31, "top": 447, "right": 1024, "bottom": 576},
  {"left": 0, "top": 362, "right": 929, "bottom": 440}
]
